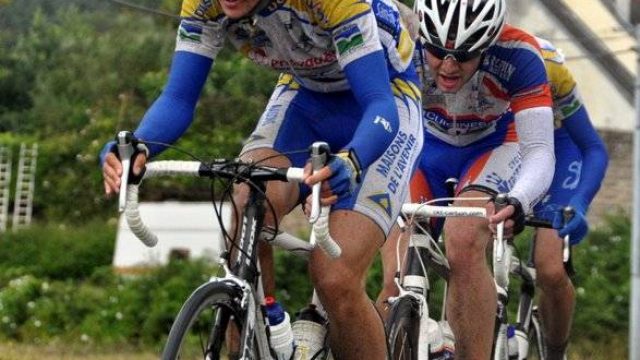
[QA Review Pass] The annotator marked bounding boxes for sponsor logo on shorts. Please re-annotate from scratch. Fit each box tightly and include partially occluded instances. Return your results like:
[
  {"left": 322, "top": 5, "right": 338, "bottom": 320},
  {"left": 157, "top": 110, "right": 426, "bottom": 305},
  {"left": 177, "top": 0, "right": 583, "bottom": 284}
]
[
  {"left": 368, "top": 193, "right": 392, "bottom": 218},
  {"left": 375, "top": 131, "right": 417, "bottom": 195},
  {"left": 485, "top": 172, "right": 513, "bottom": 194},
  {"left": 261, "top": 105, "right": 282, "bottom": 127}
]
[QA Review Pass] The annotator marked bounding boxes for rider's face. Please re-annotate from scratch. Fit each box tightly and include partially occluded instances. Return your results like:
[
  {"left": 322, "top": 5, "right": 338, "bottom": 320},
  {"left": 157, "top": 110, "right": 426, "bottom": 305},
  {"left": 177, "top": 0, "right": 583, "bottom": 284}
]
[
  {"left": 426, "top": 52, "right": 482, "bottom": 93},
  {"left": 219, "top": 0, "right": 261, "bottom": 19}
]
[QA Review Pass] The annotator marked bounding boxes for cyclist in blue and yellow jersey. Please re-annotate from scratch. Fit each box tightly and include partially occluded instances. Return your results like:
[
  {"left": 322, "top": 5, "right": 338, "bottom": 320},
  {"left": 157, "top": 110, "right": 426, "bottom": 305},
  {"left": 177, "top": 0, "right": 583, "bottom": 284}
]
[
  {"left": 529, "top": 36, "right": 608, "bottom": 359},
  {"left": 377, "top": 0, "right": 557, "bottom": 358},
  {"left": 100, "top": 0, "right": 423, "bottom": 358}
]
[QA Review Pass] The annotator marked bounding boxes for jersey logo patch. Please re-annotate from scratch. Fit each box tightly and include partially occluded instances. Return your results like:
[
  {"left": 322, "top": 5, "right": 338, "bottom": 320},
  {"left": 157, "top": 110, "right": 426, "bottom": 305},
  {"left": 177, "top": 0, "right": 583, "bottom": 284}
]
[
  {"left": 178, "top": 22, "right": 203, "bottom": 42},
  {"left": 369, "top": 193, "right": 392, "bottom": 218},
  {"left": 335, "top": 25, "right": 364, "bottom": 56},
  {"left": 374, "top": 116, "right": 393, "bottom": 133}
]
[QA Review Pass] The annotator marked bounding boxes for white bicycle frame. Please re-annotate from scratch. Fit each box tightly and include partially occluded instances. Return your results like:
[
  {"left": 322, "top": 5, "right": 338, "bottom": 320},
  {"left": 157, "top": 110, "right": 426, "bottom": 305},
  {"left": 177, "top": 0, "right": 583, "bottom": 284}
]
[{"left": 392, "top": 197, "right": 545, "bottom": 360}]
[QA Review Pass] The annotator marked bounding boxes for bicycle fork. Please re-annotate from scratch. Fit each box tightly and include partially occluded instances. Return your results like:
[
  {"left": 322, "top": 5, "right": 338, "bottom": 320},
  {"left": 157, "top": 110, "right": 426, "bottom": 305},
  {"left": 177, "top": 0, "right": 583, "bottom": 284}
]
[{"left": 493, "top": 238, "right": 537, "bottom": 360}]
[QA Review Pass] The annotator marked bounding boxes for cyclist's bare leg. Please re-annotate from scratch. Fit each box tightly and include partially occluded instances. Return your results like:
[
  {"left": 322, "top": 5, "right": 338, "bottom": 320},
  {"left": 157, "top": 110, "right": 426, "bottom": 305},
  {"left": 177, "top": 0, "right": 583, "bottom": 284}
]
[
  {"left": 535, "top": 228, "right": 575, "bottom": 359},
  {"left": 444, "top": 190, "right": 495, "bottom": 359},
  {"left": 310, "top": 210, "right": 387, "bottom": 360},
  {"left": 376, "top": 223, "right": 407, "bottom": 319}
]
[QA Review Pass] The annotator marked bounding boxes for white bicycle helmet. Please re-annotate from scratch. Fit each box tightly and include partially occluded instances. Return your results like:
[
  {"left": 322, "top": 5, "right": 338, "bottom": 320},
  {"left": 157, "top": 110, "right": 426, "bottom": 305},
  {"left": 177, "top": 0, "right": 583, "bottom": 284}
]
[{"left": 414, "top": 0, "right": 506, "bottom": 53}]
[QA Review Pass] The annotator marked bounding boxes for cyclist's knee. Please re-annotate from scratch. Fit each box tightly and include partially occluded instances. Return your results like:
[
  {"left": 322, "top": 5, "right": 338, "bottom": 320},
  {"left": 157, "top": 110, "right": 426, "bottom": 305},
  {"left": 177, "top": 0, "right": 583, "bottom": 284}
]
[
  {"left": 536, "top": 260, "right": 571, "bottom": 290},
  {"left": 312, "top": 266, "right": 362, "bottom": 308},
  {"left": 444, "top": 218, "right": 489, "bottom": 270}
]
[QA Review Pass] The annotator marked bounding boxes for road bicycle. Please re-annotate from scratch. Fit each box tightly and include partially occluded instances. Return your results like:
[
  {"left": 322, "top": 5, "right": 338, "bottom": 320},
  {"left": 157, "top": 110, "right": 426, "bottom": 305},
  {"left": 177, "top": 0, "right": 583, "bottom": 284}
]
[
  {"left": 384, "top": 193, "right": 572, "bottom": 360},
  {"left": 114, "top": 131, "right": 339, "bottom": 360},
  {"left": 492, "top": 195, "right": 574, "bottom": 360}
]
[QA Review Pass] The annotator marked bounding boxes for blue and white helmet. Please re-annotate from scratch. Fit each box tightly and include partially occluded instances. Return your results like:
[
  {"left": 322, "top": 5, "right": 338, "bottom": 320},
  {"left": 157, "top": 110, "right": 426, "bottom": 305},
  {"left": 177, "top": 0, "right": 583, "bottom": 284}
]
[{"left": 414, "top": 0, "right": 506, "bottom": 53}]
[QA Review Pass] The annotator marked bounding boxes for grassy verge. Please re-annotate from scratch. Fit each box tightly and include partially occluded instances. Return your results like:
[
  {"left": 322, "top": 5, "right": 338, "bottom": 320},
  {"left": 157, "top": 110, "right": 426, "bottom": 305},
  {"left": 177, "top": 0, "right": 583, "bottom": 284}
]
[{"left": 0, "top": 341, "right": 158, "bottom": 360}]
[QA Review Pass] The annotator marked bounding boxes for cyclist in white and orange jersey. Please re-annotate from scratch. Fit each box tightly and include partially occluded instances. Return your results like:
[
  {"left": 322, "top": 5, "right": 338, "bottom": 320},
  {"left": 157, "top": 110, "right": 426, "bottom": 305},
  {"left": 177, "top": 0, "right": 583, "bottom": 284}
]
[{"left": 379, "top": 0, "right": 556, "bottom": 358}]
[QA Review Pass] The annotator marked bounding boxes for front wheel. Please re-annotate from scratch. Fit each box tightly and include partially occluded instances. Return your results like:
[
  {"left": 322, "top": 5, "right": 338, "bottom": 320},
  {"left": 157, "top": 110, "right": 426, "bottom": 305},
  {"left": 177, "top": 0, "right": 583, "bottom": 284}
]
[
  {"left": 162, "top": 281, "right": 246, "bottom": 360},
  {"left": 386, "top": 296, "right": 421, "bottom": 360}
]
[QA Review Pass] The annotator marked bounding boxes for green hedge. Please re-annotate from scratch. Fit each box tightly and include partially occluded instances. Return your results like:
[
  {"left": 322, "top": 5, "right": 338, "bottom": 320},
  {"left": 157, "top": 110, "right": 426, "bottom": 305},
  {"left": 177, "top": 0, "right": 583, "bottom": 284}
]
[
  {"left": 0, "top": 214, "right": 631, "bottom": 352},
  {"left": 0, "top": 260, "right": 216, "bottom": 347},
  {"left": 0, "top": 221, "right": 116, "bottom": 284}
]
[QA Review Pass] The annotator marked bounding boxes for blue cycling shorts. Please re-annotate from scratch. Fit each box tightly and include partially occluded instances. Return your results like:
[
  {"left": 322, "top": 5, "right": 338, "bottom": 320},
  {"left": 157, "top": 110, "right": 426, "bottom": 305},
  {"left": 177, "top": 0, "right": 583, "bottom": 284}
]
[{"left": 241, "top": 75, "right": 423, "bottom": 235}]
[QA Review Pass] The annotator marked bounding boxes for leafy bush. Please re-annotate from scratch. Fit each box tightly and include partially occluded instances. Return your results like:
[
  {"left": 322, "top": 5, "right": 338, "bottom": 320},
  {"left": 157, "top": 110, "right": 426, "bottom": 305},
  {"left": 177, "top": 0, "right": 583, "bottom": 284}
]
[
  {"left": 0, "top": 221, "right": 116, "bottom": 284},
  {"left": 0, "top": 1, "right": 277, "bottom": 224},
  {"left": 571, "top": 213, "right": 630, "bottom": 341},
  {"left": 0, "top": 259, "right": 216, "bottom": 347}
]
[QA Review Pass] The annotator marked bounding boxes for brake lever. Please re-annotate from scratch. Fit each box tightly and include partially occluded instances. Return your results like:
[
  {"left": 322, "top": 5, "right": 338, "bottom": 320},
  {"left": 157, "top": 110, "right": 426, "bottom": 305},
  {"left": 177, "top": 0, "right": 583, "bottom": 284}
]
[
  {"left": 116, "top": 131, "right": 135, "bottom": 212},
  {"left": 309, "top": 141, "right": 330, "bottom": 223},
  {"left": 494, "top": 193, "right": 509, "bottom": 262},
  {"left": 562, "top": 206, "right": 575, "bottom": 263}
]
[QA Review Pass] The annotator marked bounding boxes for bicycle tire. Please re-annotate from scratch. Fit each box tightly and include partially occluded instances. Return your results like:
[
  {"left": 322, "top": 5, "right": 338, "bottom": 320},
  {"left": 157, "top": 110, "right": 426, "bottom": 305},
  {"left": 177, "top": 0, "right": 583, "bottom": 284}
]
[
  {"left": 162, "top": 280, "right": 249, "bottom": 360},
  {"left": 527, "top": 308, "right": 546, "bottom": 360},
  {"left": 386, "top": 296, "right": 421, "bottom": 360}
]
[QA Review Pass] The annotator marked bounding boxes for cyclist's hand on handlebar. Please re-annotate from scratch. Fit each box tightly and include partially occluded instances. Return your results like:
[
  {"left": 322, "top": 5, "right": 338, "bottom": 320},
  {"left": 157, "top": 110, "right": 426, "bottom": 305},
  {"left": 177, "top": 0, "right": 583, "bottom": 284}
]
[
  {"left": 487, "top": 195, "right": 525, "bottom": 237},
  {"left": 304, "top": 149, "right": 361, "bottom": 203},
  {"left": 102, "top": 151, "right": 147, "bottom": 196},
  {"left": 302, "top": 192, "right": 336, "bottom": 218},
  {"left": 554, "top": 197, "right": 588, "bottom": 244}
]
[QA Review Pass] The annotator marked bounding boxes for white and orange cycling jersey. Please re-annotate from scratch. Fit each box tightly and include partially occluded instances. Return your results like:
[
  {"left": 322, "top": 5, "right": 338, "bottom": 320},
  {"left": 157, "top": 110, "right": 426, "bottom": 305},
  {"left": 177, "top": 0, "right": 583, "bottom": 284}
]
[
  {"left": 412, "top": 24, "right": 555, "bottom": 213},
  {"left": 414, "top": 24, "right": 553, "bottom": 147},
  {"left": 177, "top": 0, "right": 415, "bottom": 93}
]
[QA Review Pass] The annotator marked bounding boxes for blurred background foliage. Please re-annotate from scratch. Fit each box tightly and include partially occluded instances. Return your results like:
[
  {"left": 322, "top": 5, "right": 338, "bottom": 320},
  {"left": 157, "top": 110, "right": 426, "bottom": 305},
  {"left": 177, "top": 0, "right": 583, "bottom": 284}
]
[
  {"left": 0, "top": 0, "right": 631, "bottom": 358},
  {"left": 0, "top": 0, "right": 277, "bottom": 222}
]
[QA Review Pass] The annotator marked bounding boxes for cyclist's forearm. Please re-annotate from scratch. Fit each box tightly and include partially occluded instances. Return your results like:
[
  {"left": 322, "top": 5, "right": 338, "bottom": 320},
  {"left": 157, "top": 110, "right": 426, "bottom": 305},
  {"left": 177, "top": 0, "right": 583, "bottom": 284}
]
[
  {"left": 562, "top": 106, "right": 609, "bottom": 206},
  {"left": 510, "top": 106, "right": 555, "bottom": 214},
  {"left": 343, "top": 51, "right": 400, "bottom": 168}
]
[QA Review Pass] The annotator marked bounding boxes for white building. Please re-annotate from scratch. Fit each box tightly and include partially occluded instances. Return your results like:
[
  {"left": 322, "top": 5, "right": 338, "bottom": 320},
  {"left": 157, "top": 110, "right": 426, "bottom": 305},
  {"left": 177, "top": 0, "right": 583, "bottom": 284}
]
[{"left": 113, "top": 202, "right": 229, "bottom": 272}]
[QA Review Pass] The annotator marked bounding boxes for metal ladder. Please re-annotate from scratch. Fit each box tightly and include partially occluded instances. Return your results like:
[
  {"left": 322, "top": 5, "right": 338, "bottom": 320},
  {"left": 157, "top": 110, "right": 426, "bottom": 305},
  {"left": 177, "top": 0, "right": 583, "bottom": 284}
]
[
  {"left": 0, "top": 146, "right": 11, "bottom": 232},
  {"left": 12, "top": 143, "right": 37, "bottom": 231}
]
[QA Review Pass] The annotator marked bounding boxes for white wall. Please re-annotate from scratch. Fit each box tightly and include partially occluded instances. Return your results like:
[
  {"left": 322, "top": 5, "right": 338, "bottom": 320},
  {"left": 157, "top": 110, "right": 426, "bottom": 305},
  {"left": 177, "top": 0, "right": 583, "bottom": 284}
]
[
  {"left": 113, "top": 202, "right": 229, "bottom": 271},
  {"left": 508, "top": 0, "right": 635, "bottom": 132},
  {"left": 616, "top": 0, "right": 631, "bottom": 22}
]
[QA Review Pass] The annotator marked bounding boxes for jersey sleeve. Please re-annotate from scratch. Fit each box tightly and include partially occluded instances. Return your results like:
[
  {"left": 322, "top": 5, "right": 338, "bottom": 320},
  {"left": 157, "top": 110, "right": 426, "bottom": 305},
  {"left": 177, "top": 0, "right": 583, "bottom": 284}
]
[
  {"left": 492, "top": 27, "right": 553, "bottom": 113},
  {"left": 310, "top": 0, "right": 383, "bottom": 68},
  {"left": 543, "top": 51, "right": 584, "bottom": 129},
  {"left": 175, "top": 0, "right": 227, "bottom": 60}
]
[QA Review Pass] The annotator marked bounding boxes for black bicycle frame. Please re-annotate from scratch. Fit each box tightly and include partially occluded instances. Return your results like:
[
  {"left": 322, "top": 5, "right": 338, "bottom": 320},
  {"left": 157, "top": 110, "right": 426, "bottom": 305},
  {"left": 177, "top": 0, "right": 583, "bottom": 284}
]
[{"left": 234, "top": 181, "right": 267, "bottom": 287}]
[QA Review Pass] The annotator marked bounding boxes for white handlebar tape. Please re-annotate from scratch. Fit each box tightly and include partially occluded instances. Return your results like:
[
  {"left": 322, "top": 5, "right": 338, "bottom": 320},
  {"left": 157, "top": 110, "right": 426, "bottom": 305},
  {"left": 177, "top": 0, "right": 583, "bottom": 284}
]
[
  {"left": 124, "top": 185, "right": 158, "bottom": 247},
  {"left": 311, "top": 206, "right": 341, "bottom": 259}
]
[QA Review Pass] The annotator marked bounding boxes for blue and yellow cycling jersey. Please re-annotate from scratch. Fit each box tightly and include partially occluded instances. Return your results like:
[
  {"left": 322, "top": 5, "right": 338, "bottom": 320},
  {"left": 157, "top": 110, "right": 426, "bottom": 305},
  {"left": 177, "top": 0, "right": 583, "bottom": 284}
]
[
  {"left": 177, "top": 0, "right": 416, "bottom": 92},
  {"left": 536, "top": 37, "right": 584, "bottom": 130},
  {"left": 532, "top": 36, "right": 608, "bottom": 243}
]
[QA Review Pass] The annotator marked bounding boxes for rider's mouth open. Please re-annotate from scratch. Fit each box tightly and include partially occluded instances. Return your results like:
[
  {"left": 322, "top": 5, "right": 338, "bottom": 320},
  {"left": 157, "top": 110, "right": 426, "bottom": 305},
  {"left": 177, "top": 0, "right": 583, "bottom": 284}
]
[{"left": 439, "top": 74, "right": 462, "bottom": 91}]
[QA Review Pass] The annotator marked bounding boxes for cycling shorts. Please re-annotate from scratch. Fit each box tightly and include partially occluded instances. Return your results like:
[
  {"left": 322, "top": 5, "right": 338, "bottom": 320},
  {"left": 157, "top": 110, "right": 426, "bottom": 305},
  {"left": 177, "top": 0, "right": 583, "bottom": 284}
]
[
  {"left": 533, "top": 130, "right": 583, "bottom": 240},
  {"left": 241, "top": 77, "right": 423, "bottom": 236},
  {"left": 410, "top": 117, "right": 521, "bottom": 237}
]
